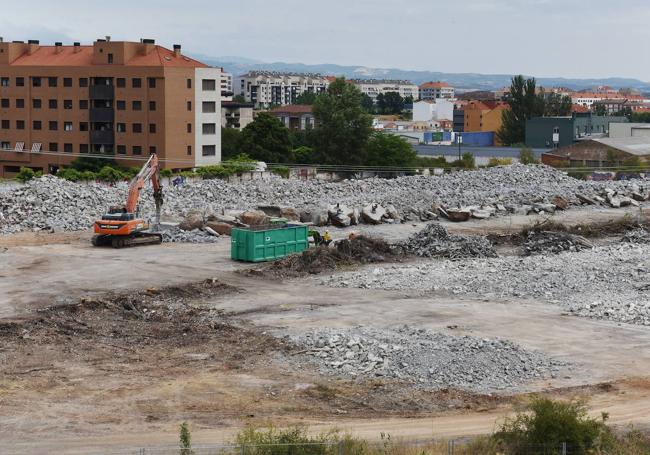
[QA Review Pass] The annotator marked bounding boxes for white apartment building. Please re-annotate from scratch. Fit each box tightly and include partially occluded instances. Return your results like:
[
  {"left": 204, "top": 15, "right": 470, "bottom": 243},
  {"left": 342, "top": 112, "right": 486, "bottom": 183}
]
[
  {"left": 235, "top": 71, "right": 330, "bottom": 108},
  {"left": 413, "top": 99, "right": 454, "bottom": 122},
  {"left": 419, "top": 81, "right": 455, "bottom": 100},
  {"left": 349, "top": 79, "right": 419, "bottom": 102},
  {"left": 220, "top": 71, "right": 233, "bottom": 101}
]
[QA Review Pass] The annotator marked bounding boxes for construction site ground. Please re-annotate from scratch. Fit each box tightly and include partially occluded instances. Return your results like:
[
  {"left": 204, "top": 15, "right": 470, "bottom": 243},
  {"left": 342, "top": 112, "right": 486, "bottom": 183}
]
[{"left": 2, "top": 205, "right": 650, "bottom": 454}]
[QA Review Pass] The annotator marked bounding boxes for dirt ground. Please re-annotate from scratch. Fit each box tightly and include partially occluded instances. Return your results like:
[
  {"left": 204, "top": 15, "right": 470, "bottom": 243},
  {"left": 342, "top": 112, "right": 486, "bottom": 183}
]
[{"left": 2, "top": 206, "right": 650, "bottom": 454}]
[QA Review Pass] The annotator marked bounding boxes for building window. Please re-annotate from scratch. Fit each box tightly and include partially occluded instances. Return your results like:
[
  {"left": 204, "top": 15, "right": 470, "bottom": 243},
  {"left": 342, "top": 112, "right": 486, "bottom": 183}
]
[
  {"left": 132, "top": 146, "right": 142, "bottom": 155},
  {"left": 63, "top": 77, "right": 72, "bottom": 87},
  {"left": 114, "top": 78, "right": 125, "bottom": 88},
  {"left": 16, "top": 77, "right": 24, "bottom": 87},
  {"left": 132, "top": 100, "right": 142, "bottom": 111},
  {"left": 149, "top": 146, "right": 156, "bottom": 154},
  {"left": 202, "top": 79, "right": 216, "bottom": 91},
  {"left": 1, "top": 120, "right": 9, "bottom": 129},
  {"left": 63, "top": 143, "right": 73, "bottom": 153},
  {"left": 1, "top": 141, "right": 11, "bottom": 150},
  {"left": 149, "top": 101, "right": 156, "bottom": 111},
  {"left": 79, "top": 78, "right": 88, "bottom": 87},
  {"left": 32, "top": 77, "right": 41, "bottom": 87},
  {"left": 49, "top": 142, "right": 58, "bottom": 152},
  {"left": 49, "top": 121, "right": 58, "bottom": 131},
  {"left": 132, "top": 123, "right": 142, "bottom": 133},
  {"left": 187, "top": 78, "right": 192, "bottom": 89},
  {"left": 107, "top": 53, "right": 114, "bottom": 64},
  {"left": 117, "top": 145, "right": 126, "bottom": 155},
  {"left": 49, "top": 99, "right": 58, "bottom": 109},
  {"left": 32, "top": 99, "right": 41, "bottom": 109},
  {"left": 116, "top": 123, "right": 126, "bottom": 133},
  {"left": 64, "top": 99, "right": 72, "bottom": 109},
  {"left": 202, "top": 101, "right": 216, "bottom": 113},
  {"left": 64, "top": 122, "right": 73, "bottom": 131},
  {"left": 0, "top": 99, "right": 8, "bottom": 108},
  {"left": 33, "top": 120, "right": 42, "bottom": 130},
  {"left": 80, "top": 144, "right": 89, "bottom": 153},
  {"left": 0, "top": 77, "right": 8, "bottom": 87},
  {"left": 116, "top": 100, "right": 125, "bottom": 110},
  {"left": 202, "top": 145, "right": 216, "bottom": 156},
  {"left": 148, "top": 77, "right": 156, "bottom": 88},
  {"left": 16, "top": 99, "right": 24, "bottom": 108},
  {"left": 79, "top": 99, "right": 88, "bottom": 109},
  {"left": 80, "top": 122, "right": 88, "bottom": 132},
  {"left": 16, "top": 120, "right": 25, "bottom": 130},
  {"left": 149, "top": 123, "right": 156, "bottom": 133},
  {"left": 132, "top": 78, "right": 142, "bottom": 88},
  {"left": 187, "top": 101, "right": 192, "bottom": 111},
  {"left": 187, "top": 145, "right": 192, "bottom": 156},
  {"left": 202, "top": 123, "right": 216, "bottom": 135},
  {"left": 187, "top": 123, "right": 192, "bottom": 133}
]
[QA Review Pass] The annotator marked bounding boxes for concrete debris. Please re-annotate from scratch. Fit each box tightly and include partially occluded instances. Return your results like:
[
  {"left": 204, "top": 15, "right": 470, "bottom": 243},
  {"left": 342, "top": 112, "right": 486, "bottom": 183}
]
[
  {"left": 323, "top": 243, "right": 650, "bottom": 326},
  {"left": 2, "top": 165, "right": 649, "bottom": 235},
  {"left": 553, "top": 195, "right": 569, "bottom": 210},
  {"left": 290, "top": 326, "right": 565, "bottom": 392},
  {"left": 401, "top": 223, "right": 497, "bottom": 259},
  {"left": 179, "top": 210, "right": 205, "bottom": 231},
  {"left": 361, "top": 203, "right": 387, "bottom": 224},
  {"left": 523, "top": 231, "right": 593, "bottom": 255},
  {"left": 159, "top": 226, "right": 220, "bottom": 243},
  {"left": 621, "top": 228, "right": 650, "bottom": 244}
]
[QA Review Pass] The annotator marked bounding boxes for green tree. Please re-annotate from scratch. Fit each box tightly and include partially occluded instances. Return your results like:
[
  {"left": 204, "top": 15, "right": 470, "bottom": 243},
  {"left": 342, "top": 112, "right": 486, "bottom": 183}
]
[
  {"left": 221, "top": 127, "right": 242, "bottom": 160},
  {"left": 376, "top": 92, "right": 404, "bottom": 115},
  {"left": 494, "top": 397, "right": 610, "bottom": 454},
  {"left": 239, "top": 112, "right": 293, "bottom": 163},
  {"left": 593, "top": 103, "right": 607, "bottom": 116},
  {"left": 361, "top": 93, "right": 375, "bottom": 114},
  {"left": 70, "top": 155, "right": 119, "bottom": 173},
  {"left": 365, "top": 133, "right": 416, "bottom": 167},
  {"left": 497, "top": 75, "right": 544, "bottom": 146},
  {"left": 631, "top": 112, "right": 650, "bottom": 123},
  {"left": 294, "top": 91, "right": 318, "bottom": 105},
  {"left": 404, "top": 95, "right": 414, "bottom": 105},
  {"left": 543, "top": 92, "right": 572, "bottom": 116},
  {"left": 179, "top": 422, "right": 193, "bottom": 455},
  {"left": 311, "top": 77, "right": 373, "bottom": 165},
  {"left": 232, "top": 94, "right": 246, "bottom": 103},
  {"left": 293, "top": 146, "right": 314, "bottom": 164}
]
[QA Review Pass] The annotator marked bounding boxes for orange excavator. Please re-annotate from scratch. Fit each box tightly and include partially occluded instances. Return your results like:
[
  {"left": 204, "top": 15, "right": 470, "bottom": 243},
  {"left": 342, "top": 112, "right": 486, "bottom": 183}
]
[{"left": 92, "top": 153, "right": 164, "bottom": 248}]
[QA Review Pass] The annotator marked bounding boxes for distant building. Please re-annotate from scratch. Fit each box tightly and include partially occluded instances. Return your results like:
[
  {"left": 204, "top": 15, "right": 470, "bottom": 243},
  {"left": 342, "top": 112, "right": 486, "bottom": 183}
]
[
  {"left": 349, "top": 79, "right": 419, "bottom": 102},
  {"left": 220, "top": 71, "right": 233, "bottom": 101},
  {"left": 0, "top": 38, "right": 221, "bottom": 177},
  {"left": 412, "top": 99, "right": 454, "bottom": 122},
  {"left": 235, "top": 71, "right": 330, "bottom": 108},
  {"left": 418, "top": 81, "right": 454, "bottom": 100},
  {"left": 609, "top": 122, "right": 650, "bottom": 139},
  {"left": 525, "top": 113, "right": 628, "bottom": 149},
  {"left": 571, "top": 92, "right": 646, "bottom": 108},
  {"left": 463, "top": 101, "right": 509, "bottom": 145},
  {"left": 541, "top": 137, "right": 650, "bottom": 167},
  {"left": 591, "top": 98, "right": 648, "bottom": 114},
  {"left": 270, "top": 104, "right": 315, "bottom": 130},
  {"left": 221, "top": 101, "right": 254, "bottom": 130}
]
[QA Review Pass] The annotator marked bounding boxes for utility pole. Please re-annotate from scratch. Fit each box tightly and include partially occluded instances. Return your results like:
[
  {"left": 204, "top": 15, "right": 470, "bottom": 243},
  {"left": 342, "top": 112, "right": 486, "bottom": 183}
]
[{"left": 457, "top": 133, "right": 462, "bottom": 161}]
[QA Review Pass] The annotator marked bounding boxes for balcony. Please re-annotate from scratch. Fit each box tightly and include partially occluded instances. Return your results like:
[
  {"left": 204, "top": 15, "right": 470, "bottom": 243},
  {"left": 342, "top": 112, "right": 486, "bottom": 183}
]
[
  {"left": 90, "top": 107, "right": 114, "bottom": 123},
  {"left": 89, "top": 85, "right": 115, "bottom": 100},
  {"left": 90, "top": 130, "right": 114, "bottom": 145}
]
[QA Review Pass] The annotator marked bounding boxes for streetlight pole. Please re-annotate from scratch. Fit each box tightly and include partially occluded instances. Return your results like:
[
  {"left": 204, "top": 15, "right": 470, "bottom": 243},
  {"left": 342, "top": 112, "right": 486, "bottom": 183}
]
[{"left": 457, "top": 133, "right": 462, "bottom": 161}]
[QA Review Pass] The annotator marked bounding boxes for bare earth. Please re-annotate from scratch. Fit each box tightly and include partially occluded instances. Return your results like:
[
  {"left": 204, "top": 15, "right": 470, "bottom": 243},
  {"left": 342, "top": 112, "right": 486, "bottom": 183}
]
[{"left": 1, "top": 206, "right": 650, "bottom": 454}]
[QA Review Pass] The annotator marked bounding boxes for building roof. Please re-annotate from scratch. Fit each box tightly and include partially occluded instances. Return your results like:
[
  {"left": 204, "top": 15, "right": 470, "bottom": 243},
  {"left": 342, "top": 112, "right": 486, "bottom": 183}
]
[
  {"left": 419, "top": 81, "right": 451, "bottom": 89},
  {"left": 593, "top": 137, "right": 650, "bottom": 156},
  {"left": 270, "top": 104, "right": 313, "bottom": 114},
  {"left": 5, "top": 43, "right": 208, "bottom": 68}
]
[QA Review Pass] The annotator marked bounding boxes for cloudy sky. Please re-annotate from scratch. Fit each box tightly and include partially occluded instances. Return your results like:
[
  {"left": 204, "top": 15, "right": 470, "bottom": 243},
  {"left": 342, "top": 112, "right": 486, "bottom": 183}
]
[{"left": 2, "top": 0, "right": 649, "bottom": 80}]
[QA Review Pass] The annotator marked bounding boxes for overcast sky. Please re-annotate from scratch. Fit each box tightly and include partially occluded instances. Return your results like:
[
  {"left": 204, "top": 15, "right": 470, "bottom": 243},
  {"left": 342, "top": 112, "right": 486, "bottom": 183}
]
[{"left": 2, "top": 0, "right": 649, "bottom": 80}]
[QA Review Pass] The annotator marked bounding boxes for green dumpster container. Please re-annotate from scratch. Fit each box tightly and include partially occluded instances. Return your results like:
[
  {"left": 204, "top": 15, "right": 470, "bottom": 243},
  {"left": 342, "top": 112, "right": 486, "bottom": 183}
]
[{"left": 231, "top": 224, "right": 309, "bottom": 262}]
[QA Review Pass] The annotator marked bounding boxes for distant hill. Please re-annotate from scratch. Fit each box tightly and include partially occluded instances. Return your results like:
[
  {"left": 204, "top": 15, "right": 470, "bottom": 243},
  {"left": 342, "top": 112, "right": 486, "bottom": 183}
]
[{"left": 195, "top": 56, "right": 650, "bottom": 92}]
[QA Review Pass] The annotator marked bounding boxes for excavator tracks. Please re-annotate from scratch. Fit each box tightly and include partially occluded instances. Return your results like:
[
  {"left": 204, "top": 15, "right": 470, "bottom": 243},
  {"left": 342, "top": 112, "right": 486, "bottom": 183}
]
[{"left": 92, "top": 233, "right": 163, "bottom": 249}]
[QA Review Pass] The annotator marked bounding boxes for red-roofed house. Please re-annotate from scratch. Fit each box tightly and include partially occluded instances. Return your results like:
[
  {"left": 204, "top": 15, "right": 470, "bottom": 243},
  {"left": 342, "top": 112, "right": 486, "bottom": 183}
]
[
  {"left": 418, "top": 81, "right": 454, "bottom": 100},
  {"left": 0, "top": 38, "right": 222, "bottom": 177},
  {"left": 270, "top": 104, "right": 315, "bottom": 130}
]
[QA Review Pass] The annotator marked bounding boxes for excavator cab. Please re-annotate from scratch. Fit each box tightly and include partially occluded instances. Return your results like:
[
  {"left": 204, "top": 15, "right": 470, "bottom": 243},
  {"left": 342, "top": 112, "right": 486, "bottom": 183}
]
[{"left": 92, "top": 154, "right": 163, "bottom": 248}]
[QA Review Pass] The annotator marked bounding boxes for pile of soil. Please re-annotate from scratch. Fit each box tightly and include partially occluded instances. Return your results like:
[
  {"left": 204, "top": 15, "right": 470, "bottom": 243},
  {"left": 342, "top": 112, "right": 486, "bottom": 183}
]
[{"left": 252, "top": 235, "right": 401, "bottom": 279}]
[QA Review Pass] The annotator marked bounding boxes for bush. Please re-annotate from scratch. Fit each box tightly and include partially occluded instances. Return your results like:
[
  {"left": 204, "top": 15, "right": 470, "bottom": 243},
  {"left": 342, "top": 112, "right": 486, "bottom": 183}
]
[
  {"left": 271, "top": 166, "right": 290, "bottom": 179},
  {"left": 15, "top": 167, "right": 40, "bottom": 183},
  {"left": 519, "top": 147, "right": 539, "bottom": 165},
  {"left": 451, "top": 152, "right": 475, "bottom": 169},
  {"left": 179, "top": 422, "right": 192, "bottom": 455},
  {"left": 97, "top": 165, "right": 126, "bottom": 183},
  {"left": 487, "top": 157, "right": 513, "bottom": 167},
  {"left": 293, "top": 146, "right": 314, "bottom": 164},
  {"left": 160, "top": 168, "right": 173, "bottom": 178},
  {"left": 70, "top": 156, "right": 118, "bottom": 172},
  {"left": 57, "top": 168, "right": 83, "bottom": 182},
  {"left": 415, "top": 156, "right": 449, "bottom": 168}
]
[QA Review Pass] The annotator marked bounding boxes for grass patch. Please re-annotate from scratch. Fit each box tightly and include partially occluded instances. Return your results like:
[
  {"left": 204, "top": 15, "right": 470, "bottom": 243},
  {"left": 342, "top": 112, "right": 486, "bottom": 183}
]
[{"left": 520, "top": 214, "right": 648, "bottom": 238}]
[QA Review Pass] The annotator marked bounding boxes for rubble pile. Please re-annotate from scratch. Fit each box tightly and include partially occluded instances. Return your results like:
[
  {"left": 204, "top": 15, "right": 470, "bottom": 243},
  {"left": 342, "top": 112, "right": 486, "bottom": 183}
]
[
  {"left": 323, "top": 243, "right": 650, "bottom": 326},
  {"left": 290, "top": 326, "right": 564, "bottom": 392},
  {"left": 523, "top": 231, "right": 593, "bottom": 255},
  {"left": 402, "top": 223, "right": 497, "bottom": 259},
  {"left": 159, "top": 226, "right": 220, "bottom": 244},
  {"left": 2, "top": 165, "right": 649, "bottom": 235},
  {"left": 621, "top": 228, "right": 650, "bottom": 244}
]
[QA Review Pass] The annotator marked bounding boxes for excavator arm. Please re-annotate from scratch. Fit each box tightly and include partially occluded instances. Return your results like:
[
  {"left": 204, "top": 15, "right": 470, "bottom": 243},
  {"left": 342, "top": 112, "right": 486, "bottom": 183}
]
[{"left": 125, "top": 153, "right": 163, "bottom": 226}]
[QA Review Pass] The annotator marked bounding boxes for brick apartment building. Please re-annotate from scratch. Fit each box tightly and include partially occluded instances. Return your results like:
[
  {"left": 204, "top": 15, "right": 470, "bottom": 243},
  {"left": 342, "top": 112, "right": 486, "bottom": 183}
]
[{"left": 0, "top": 38, "right": 222, "bottom": 177}]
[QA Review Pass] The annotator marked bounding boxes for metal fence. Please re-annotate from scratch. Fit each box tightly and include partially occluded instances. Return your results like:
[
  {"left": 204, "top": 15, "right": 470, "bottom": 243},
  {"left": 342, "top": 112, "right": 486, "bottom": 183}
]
[{"left": 77, "top": 440, "right": 582, "bottom": 455}]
